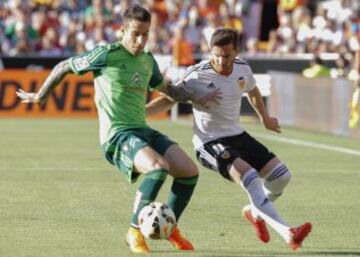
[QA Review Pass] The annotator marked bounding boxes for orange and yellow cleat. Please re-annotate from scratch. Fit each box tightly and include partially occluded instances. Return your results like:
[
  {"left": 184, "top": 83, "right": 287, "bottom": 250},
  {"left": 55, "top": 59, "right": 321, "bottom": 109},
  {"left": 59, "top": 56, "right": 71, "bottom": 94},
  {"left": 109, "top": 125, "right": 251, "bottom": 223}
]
[
  {"left": 125, "top": 227, "right": 150, "bottom": 254},
  {"left": 167, "top": 226, "right": 195, "bottom": 250}
]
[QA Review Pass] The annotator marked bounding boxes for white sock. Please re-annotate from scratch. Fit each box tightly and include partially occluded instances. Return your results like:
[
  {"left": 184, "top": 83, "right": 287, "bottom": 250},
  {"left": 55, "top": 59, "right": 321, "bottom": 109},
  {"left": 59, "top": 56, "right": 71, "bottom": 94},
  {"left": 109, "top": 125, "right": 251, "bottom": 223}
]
[
  {"left": 263, "top": 162, "right": 291, "bottom": 201},
  {"left": 241, "top": 168, "right": 291, "bottom": 242}
]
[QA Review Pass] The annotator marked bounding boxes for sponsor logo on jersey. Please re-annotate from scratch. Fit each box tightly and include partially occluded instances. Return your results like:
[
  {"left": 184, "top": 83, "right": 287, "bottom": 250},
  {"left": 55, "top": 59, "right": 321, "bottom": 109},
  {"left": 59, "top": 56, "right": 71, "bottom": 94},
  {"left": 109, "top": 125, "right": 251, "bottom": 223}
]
[
  {"left": 120, "top": 64, "right": 127, "bottom": 70},
  {"left": 143, "top": 62, "right": 150, "bottom": 73},
  {"left": 73, "top": 57, "right": 90, "bottom": 71},
  {"left": 207, "top": 82, "right": 216, "bottom": 88}
]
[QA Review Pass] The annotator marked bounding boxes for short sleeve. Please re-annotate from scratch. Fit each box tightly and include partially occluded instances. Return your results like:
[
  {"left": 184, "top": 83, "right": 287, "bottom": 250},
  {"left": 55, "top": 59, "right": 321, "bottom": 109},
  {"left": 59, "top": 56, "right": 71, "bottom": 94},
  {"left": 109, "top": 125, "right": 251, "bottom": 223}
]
[
  {"left": 69, "top": 45, "right": 108, "bottom": 75},
  {"left": 149, "top": 57, "right": 164, "bottom": 89},
  {"left": 175, "top": 66, "right": 198, "bottom": 93},
  {"left": 244, "top": 67, "right": 256, "bottom": 92}
]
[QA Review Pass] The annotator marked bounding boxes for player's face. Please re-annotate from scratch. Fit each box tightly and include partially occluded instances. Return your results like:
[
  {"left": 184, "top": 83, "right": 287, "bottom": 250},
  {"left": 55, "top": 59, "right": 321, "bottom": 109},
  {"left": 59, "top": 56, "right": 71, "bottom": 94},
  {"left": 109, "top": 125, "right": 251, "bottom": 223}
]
[
  {"left": 122, "top": 19, "right": 150, "bottom": 55},
  {"left": 210, "top": 43, "right": 236, "bottom": 75}
]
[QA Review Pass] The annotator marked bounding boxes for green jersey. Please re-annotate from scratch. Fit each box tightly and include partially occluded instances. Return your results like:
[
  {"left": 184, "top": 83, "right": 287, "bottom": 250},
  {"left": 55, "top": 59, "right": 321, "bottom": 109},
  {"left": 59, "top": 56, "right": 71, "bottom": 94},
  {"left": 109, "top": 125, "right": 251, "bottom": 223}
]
[{"left": 69, "top": 42, "right": 163, "bottom": 144}]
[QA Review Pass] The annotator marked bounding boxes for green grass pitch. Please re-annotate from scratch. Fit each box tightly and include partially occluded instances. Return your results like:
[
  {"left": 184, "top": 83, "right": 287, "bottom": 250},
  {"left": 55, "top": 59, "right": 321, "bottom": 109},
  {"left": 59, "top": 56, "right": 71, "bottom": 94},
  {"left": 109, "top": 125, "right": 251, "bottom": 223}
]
[{"left": 1, "top": 119, "right": 360, "bottom": 257}]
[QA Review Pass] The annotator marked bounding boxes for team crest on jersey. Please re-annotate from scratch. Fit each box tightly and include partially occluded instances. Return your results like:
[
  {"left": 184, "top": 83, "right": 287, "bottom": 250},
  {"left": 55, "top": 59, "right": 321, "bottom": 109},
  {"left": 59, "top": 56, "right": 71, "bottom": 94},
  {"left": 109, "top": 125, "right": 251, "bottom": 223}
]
[
  {"left": 73, "top": 57, "right": 90, "bottom": 70},
  {"left": 131, "top": 73, "right": 143, "bottom": 86},
  {"left": 238, "top": 76, "right": 245, "bottom": 90}
]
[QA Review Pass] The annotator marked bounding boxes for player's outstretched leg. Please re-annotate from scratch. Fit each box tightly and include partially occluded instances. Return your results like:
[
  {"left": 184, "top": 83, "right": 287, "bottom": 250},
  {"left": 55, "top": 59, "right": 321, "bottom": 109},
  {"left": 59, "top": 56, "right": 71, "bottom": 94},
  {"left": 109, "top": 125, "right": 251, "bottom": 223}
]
[
  {"left": 242, "top": 204, "right": 270, "bottom": 243},
  {"left": 253, "top": 205, "right": 312, "bottom": 250},
  {"left": 126, "top": 169, "right": 168, "bottom": 253},
  {"left": 166, "top": 176, "right": 198, "bottom": 250},
  {"left": 164, "top": 145, "right": 198, "bottom": 251}
]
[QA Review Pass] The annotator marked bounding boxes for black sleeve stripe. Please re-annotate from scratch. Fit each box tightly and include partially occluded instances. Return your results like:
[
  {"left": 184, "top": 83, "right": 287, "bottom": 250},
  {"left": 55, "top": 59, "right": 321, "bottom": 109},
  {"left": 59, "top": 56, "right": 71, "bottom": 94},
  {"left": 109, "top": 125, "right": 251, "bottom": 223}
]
[
  {"left": 234, "top": 58, "right": 249, "bottom": 65},
  {"left": 183, "top": 65, "right": 201, "bottom": 79}
]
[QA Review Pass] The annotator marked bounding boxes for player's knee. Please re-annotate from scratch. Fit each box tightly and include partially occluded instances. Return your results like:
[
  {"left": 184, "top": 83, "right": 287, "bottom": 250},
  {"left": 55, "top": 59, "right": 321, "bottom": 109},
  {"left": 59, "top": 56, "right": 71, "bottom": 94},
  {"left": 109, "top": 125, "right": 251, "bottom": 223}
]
[
  {"left": 187, "top": 160, "right": 199, "bottom": 175},
  {"left": 179, "top": 162, "right": 199, "bottom": 178},
  {"left": 263, "top": 164, "right": 291, "bottom": 201},
  {"left": 150, "top": 158, "right": 170, "bottom": 171}
]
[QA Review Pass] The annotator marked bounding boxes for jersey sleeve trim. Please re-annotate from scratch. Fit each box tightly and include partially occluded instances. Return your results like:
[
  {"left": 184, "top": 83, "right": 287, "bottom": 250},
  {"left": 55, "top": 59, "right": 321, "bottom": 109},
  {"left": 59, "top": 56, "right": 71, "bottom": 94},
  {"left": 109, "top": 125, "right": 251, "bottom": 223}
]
[{"left": 69, "top": 57, "right": 80, "bottom": 75}]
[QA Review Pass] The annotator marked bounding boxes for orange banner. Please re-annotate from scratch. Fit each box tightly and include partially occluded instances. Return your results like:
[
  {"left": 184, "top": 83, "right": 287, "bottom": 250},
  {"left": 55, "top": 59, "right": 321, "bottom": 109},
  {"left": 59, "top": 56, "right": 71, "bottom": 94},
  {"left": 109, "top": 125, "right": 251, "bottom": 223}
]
[{"left": 0, "top": 70, "right": 167, "bottom": 119}]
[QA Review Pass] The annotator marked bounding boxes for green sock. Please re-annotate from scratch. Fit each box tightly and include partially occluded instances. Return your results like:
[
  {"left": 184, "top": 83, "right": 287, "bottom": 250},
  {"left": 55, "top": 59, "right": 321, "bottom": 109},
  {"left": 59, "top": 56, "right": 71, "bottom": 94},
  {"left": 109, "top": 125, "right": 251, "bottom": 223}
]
[
  {"left": 167, "top": 175, "right": 199, "bottom": 221},
  {"left": 131, "top": 168, "right": 168, "bottom": 227}
]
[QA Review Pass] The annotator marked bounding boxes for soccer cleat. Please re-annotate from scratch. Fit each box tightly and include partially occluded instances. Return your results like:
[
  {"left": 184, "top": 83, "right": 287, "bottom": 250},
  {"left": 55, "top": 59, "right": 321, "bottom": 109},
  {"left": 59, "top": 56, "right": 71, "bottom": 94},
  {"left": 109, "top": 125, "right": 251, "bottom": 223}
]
[
  {"left": 167, "top": 226, "right": 194, "bottom": 250},
  {"left": 125, "top": 227, "right": 151, "bottom": 253},
  {"left": 288, "top": 223, "right": 312, "bottom": 250},
  {"left": 242, "top": 205, "right": 270, "bottom": 243}
]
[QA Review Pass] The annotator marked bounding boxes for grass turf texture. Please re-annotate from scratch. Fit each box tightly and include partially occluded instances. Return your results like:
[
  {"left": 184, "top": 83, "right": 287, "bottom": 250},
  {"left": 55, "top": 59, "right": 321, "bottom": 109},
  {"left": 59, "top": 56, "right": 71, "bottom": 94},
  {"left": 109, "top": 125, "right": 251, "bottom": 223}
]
[{"left": 1, "top": 119, "right": 359, "bottom": 257}]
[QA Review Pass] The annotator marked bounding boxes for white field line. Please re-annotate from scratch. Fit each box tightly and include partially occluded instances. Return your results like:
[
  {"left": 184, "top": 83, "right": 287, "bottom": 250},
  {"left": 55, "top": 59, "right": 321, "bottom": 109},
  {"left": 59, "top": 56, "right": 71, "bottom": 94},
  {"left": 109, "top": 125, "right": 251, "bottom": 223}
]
[
  {"left": 175, "top": 120, "right": 360, "bottom": 157},
  {"left": 252, "top": 132, "right": 360, "bottom": 157}
]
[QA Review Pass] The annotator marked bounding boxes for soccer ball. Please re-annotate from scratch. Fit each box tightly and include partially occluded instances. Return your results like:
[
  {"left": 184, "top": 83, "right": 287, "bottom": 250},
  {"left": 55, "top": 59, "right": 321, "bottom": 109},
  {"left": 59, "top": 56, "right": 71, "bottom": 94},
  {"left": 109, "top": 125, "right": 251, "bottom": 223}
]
[{"left": 138, "top": 202, "right": 176, "bottom": 240}]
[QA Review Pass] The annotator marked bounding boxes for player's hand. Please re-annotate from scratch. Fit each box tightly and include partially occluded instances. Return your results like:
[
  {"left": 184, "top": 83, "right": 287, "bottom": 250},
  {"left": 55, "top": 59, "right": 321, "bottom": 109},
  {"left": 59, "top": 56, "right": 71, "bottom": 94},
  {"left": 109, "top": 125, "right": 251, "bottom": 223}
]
[
  {"left": 263, "top": 116, "right": 281, "bottom": 133},
  {"left": 194, "top": 88, "right": 222, "bottom": 108},
  {"left": 16, "top": 89, "right": 44, "bottom": 104}
]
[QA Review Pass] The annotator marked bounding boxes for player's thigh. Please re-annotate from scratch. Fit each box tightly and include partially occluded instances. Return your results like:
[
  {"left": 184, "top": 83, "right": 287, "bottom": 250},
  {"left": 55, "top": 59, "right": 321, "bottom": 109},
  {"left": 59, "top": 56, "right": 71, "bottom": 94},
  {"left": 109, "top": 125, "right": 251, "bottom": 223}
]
[
  {"left": 229, "top": 158, "right": 253, "bottom": 184},
  {"left": 163, "top": 144, "right": 198, "bottom": 178},
  {"left": 134, "top": 145, "right": 170, "bottom": 174}
]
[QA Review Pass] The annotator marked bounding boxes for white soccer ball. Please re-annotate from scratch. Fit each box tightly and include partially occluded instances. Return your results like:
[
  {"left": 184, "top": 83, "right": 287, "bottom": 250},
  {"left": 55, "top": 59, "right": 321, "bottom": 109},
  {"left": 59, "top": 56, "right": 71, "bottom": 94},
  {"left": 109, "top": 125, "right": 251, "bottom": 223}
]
[{"left": 138, "top": 202, "right": 176, "bottom": 240}]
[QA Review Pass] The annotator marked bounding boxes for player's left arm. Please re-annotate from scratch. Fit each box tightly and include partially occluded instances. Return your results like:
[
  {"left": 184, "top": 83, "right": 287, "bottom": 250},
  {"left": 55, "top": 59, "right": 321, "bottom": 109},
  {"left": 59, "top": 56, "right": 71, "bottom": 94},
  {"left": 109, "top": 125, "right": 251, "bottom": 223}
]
[
  {"left": 246, "top": 86, "right": 281, "bottom": 133},
  {"left": 156, "top": 81, "right": 221, "bottom": 107},
  {"left": 148, "top": 54, "right": 220, "bottom": 107}
]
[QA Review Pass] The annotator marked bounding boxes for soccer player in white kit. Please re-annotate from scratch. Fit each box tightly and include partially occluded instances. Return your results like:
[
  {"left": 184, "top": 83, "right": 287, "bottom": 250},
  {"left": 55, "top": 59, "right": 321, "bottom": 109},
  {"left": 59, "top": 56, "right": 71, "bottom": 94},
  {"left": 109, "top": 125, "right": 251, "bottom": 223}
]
[{"left": 147, "top": 28, "right": 312, "bottom": 250}]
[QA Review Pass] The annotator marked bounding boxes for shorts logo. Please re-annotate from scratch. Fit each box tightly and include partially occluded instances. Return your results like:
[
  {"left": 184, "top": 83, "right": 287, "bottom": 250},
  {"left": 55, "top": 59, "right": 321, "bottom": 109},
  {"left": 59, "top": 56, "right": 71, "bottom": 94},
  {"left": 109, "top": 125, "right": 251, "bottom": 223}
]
[
  {"left": 73, "top": 57, "right": 90, "bottom": 70},
  {"left": 129, "top": 138, "right": 141, "bottom": 148},
  {"left": 221, "top": 150, "right": 231, "bottom": 159}
]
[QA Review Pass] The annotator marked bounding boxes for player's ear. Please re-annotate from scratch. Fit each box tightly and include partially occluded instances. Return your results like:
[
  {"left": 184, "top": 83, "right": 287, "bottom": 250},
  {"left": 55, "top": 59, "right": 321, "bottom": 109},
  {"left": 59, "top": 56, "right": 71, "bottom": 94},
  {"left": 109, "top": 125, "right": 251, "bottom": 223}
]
[{"left": 120, "top": 24, "right": 125, "bottom": 33}]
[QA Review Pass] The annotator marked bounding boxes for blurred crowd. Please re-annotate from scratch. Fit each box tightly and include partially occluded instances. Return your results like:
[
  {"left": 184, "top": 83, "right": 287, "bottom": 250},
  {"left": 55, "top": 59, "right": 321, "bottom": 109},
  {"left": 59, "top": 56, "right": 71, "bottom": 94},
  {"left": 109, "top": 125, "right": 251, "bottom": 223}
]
[{"left": 0, "top": 0, "right": 359, "bottom": 70}]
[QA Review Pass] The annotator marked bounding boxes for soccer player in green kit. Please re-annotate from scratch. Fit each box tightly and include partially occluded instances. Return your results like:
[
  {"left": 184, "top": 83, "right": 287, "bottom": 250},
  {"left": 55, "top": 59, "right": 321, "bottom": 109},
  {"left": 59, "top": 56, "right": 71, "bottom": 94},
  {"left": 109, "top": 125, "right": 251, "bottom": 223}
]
[{"left": 16, "top": 5, "right": 220, "bottom": 254}]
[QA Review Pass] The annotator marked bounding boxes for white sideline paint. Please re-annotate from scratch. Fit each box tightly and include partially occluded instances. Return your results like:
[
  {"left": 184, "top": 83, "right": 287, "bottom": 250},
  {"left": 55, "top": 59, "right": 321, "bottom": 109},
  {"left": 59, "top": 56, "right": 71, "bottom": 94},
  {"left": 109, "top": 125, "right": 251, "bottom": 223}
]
[
  {"left": 175, "top": 120, "right": 360, "bottom": 157},
  {"left": 253, "top": 132, "right": 360, "bottom": 157}
]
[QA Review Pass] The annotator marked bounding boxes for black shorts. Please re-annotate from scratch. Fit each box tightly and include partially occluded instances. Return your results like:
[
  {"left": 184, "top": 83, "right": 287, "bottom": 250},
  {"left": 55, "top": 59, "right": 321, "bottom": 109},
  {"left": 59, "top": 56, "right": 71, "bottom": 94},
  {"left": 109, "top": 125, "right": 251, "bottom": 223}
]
[{"left": 195, "top": 131, "right": 276, "bottom": 180}]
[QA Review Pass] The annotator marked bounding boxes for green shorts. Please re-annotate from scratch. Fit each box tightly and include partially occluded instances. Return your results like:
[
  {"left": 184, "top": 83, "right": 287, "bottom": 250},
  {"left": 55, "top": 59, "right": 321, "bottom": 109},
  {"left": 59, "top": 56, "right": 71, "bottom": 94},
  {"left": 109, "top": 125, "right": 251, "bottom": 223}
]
[{"left": 102, "top": 127, "right": 176, "bottom": 183}]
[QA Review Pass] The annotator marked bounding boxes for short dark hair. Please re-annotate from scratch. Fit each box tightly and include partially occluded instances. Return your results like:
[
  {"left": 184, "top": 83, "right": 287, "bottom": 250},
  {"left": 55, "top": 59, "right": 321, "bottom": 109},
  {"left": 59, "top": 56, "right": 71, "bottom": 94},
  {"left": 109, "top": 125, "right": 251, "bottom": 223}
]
[
  {"left": 210, "top": 28, "right": 239, "bottom": 50},
  {"left": 123, "top": 5, "right": 151, "bottom": 24}
]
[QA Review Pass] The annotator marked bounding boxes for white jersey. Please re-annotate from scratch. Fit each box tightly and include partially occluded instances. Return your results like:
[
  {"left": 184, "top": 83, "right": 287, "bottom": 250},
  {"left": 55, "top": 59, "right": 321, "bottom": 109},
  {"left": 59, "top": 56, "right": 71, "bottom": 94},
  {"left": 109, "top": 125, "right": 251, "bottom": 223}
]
[{"left": 178, "top": 58, "right": 256, "bottom": 149}]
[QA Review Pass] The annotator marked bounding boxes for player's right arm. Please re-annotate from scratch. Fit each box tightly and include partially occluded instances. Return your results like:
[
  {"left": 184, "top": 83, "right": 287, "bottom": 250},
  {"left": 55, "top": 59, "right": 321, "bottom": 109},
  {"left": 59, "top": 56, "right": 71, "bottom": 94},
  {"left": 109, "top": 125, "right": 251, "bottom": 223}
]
[
  {"left": 16, "top": 45, "right": 108, "bottom": 104},
  {"left": 146, "top": 94, "right": 176, "bottom": 116},
  {"left": 16, "top": 59, "right": 73, "bottom": 104}
]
